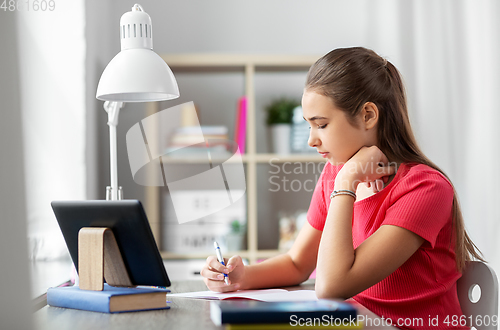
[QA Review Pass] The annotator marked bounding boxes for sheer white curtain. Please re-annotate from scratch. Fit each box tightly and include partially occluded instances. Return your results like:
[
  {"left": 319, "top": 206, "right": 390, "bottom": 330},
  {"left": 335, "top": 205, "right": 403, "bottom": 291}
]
[
  {"left": 17, "top": 1, "right": 87, "bottom": 260},
  {"left": 367, "top": 0, "right": 500, "bottom": 272}
]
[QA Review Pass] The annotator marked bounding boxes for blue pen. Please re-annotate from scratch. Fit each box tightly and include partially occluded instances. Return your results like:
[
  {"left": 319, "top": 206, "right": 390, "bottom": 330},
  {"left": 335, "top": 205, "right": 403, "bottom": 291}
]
[{"left": 214, "top": 241, "right": 229, "bottom": 285}]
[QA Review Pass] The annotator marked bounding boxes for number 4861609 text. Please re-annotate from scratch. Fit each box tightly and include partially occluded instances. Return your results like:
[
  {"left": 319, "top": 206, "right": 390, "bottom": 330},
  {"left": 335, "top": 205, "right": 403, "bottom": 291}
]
[{"left": 1, "top": 0, "right": 56, "bottom": 11}]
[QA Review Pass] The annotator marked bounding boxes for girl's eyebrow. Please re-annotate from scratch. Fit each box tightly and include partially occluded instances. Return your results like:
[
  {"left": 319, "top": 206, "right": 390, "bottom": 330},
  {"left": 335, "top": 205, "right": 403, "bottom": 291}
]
[{"left": 303, "top": 116, "right": 328, "bottom": 122}]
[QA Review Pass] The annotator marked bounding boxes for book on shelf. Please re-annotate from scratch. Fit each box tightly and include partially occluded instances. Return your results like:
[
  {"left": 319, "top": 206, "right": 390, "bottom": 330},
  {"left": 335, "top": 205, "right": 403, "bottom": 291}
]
[
  {"left": 176, "top": 126, "right": 228, "bottom": 136},
  {"left": 167, "top": 125, "right": 228, "bottom": 146},
  {"left": 47, "top": 284, "right": 170, "bottom": 313},
  {"left": 165, "top": 125, "right": 233, "bottom": 159},
  {"left": 170, "top": 134, "right": 230, "bottom": 146},
  {"left": 210, "top": 299, "right": 359, "bottom": 326},
  {"left": 235, "top": 96, "right": 247, "bottom": 154}
]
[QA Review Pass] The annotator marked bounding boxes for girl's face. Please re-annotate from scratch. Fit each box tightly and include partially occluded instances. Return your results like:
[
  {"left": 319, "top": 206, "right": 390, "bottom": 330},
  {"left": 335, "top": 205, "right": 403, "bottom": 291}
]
[{"left": 302, "top": 90, "right": 377, "bottom": 166}]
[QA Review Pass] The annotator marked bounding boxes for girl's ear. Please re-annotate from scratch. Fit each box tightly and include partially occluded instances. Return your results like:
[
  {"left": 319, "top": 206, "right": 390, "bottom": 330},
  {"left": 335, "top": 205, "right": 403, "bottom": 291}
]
[{"left": 362, "top": 102, "right": 379, "bottom": 130}]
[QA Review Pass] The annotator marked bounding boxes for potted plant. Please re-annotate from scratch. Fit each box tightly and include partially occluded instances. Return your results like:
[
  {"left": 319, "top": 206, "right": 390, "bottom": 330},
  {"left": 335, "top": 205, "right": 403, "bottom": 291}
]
[
  {"left": 265, "top": 97, "right": 299, "bottom": 154},
  {"left": 225, "top": 220, "right": 245, "bottom": 251}
]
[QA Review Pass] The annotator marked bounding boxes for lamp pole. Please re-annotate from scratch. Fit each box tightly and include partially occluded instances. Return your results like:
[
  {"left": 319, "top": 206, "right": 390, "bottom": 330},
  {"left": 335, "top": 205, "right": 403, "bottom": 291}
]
[{"left": 104, "top": 101, "right": 124, "bottom": 200}]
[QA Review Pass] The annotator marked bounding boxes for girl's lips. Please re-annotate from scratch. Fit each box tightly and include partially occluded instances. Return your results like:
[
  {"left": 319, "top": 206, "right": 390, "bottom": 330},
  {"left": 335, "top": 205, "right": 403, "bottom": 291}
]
[{"left": 318, "top": 152, "right": 329, "bottom": 158}]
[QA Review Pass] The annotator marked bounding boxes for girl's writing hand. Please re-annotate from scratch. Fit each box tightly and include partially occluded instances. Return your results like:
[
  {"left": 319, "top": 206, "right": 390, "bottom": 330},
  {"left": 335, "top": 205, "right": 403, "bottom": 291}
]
[
  {"left": 201, "top": 255, "right": 245, "bottom": 292},
  {"left": 335, "top": 146, "right": 396, "bottom": 192}
]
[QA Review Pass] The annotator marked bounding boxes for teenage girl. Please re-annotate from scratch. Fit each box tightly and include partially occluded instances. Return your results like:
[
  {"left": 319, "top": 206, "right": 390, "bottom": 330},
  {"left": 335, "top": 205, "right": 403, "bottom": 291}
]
[{"left": 201, "top": 47, "right": 483, "bottom": 329}]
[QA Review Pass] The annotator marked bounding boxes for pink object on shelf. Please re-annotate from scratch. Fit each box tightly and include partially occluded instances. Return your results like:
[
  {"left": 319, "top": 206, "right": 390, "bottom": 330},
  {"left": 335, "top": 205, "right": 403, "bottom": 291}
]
[{"left": 237, "top": 96, "right": 247, "bottom": 154}]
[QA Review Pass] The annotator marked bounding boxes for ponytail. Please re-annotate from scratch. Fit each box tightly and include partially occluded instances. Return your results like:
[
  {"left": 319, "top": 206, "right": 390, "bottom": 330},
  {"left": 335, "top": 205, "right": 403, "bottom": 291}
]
[{"left": 305, "top": 47, "right": 484, "bottom": 271}]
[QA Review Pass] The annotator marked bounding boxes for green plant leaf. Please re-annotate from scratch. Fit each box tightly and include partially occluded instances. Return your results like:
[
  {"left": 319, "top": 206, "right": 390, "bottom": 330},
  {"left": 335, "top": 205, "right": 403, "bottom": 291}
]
[{"left": 265, "top": 97, "right": 300, "bottom": 125}]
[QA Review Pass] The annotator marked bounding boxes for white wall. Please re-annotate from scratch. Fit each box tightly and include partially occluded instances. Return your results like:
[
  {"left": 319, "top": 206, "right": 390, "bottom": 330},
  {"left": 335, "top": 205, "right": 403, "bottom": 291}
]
[
  {"left": 86, "top": 0, "right": 500, "bottom": 265},
  {"left": 17, "top": 1, "right": 87, "bottom": 259},
  {"left": 0, "top": 11, "right": 33, "bottom": 330},
  {"left": 87, "top": 0, "right": 377, "bottom": 239}
]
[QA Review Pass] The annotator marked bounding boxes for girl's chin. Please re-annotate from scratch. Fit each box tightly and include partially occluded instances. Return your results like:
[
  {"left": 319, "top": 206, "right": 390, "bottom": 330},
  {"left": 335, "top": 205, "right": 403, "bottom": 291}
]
[
  {"left": 327, "top": 159, "right": 339, "bottom": 166},
  {"left": 327, "top": 158, "right": 347, "bottom": 167}
]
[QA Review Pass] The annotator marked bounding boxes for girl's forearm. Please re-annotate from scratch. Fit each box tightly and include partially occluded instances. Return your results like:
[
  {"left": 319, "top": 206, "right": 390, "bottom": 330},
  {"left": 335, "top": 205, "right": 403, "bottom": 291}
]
[
  {"left": 315, "top": 181, "right": 357, "bottom": 299},
  {"left": 240, "top": 253, "right": 311, "bottom": 290}
]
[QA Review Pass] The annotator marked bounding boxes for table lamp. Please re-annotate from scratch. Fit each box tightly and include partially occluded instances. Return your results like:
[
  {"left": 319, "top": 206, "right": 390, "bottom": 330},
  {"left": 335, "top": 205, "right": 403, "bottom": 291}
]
[{"left": 96, "top": 3, "right": 179, "bottom": 200}]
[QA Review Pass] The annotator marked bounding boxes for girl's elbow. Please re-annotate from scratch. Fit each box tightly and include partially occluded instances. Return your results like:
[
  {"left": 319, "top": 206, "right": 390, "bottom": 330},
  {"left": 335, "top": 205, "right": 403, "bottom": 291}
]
[{"left": 315, "top": 281, "right": 352, "bottom": 300}]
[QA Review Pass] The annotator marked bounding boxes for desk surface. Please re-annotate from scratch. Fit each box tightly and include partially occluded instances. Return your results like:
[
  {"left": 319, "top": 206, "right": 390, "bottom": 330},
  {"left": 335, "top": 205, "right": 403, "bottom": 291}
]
[{"left": 34, "top": 280, "right": 397, "bottom": 330}]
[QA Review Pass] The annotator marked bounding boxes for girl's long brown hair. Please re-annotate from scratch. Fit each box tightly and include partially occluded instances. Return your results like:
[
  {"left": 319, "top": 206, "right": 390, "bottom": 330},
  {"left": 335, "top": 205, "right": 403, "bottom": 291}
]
[{"left": 305, "top": 47, "right": 483, "bottom": 272}]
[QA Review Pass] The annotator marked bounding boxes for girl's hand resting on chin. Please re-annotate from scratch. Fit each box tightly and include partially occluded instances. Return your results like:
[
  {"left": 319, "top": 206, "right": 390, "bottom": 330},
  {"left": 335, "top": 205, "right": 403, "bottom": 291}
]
[
  {"left": 336, "top": 146, "right": 397, "bottom": 192},
  {"left": 201, "top": 255, "right": 245, "bottom": 292}
]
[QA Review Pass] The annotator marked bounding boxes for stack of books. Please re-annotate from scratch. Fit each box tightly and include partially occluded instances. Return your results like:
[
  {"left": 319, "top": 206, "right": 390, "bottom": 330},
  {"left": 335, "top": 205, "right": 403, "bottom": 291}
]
[
  {"left": 47, "top": 284, "right": 171, "bottom": 313},
  {"left": 165, "top": 125, "right": 232, "bottom": 159}
]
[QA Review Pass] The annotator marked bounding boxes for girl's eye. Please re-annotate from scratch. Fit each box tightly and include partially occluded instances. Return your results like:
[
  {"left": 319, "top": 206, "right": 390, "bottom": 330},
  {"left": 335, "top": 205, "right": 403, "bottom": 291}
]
[{"left": 318, "top": 124, "right": 327, "bottom": 129}]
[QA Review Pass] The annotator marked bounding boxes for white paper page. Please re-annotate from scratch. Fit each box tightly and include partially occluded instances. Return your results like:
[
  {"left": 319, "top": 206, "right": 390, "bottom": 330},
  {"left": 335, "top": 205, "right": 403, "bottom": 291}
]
[
  {"left": 249, "top": 290, "right": 318, "bottom": 302},
  {"left": 169, "top": 289, "right": 318, "bottom": 301},
  {"left": 169, "top": 289, "right": 288, "bottom": 300}
]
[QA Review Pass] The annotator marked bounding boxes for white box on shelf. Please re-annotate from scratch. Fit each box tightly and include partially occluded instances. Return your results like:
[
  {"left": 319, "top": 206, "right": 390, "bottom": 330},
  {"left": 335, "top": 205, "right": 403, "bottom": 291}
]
[{"left": 162, "top": 190, "right": 246, "bottom": 253}]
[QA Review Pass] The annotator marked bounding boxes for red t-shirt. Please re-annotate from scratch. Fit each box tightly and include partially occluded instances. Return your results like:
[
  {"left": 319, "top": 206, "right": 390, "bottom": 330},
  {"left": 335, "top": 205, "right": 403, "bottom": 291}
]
[{"left": 307, "top": 162, "right": 467, "bottom": 330}]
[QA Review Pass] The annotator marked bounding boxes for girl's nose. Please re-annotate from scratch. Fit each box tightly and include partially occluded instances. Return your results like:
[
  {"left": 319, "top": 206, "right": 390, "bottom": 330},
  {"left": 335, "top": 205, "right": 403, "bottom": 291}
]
[{"left": 308, "top": 130, "right": 320, "bottom": 148}]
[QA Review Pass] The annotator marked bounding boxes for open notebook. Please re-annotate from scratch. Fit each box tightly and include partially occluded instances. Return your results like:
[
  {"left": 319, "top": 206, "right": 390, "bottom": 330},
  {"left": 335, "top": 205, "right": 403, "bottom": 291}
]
[{"left": 169, "top": 289, "right": 318, "bottom": 302}]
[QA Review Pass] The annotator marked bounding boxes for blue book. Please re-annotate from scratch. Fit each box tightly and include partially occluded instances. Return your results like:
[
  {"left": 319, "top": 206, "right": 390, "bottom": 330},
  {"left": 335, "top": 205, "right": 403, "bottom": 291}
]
[
  {"left": 210, "top": 300, "right": 357, "bottom": 326},
  {"left": 47, "top": 284, "right": 170, "bottom": 313}
]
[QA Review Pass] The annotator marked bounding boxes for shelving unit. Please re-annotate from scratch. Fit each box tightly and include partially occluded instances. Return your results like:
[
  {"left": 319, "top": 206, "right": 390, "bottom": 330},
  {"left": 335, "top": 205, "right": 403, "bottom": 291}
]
[{"left": 144, "top": 54, "right": 325, "bottom": 264}]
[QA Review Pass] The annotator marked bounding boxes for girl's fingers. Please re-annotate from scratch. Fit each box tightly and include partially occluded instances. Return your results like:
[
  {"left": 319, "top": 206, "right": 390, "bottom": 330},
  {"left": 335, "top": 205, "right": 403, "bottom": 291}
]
[
  {"left": 226, "top": 255, "right": 242, "bottom": 273},
  {"left": 201, "top": 267, "right": 227, "bottom": 281},
  {"left": 366, "top": 179, "right": 385, "bottom": 193},
  {"left": 206, "top": 255, "right": 229, "bottom": 274}
]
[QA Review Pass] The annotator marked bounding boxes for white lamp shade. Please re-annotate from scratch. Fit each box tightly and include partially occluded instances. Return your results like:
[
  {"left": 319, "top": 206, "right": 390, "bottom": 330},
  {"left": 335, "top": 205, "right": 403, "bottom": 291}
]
[{"left": 96, "top": 48, "right": 179, "bottom": 102}]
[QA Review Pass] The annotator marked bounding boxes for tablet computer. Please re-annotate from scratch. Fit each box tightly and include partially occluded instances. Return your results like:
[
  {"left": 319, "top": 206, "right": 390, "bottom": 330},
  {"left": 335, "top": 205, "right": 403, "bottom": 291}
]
[{"left": 51, "top": 200, "right": 170, "bottom": 287}]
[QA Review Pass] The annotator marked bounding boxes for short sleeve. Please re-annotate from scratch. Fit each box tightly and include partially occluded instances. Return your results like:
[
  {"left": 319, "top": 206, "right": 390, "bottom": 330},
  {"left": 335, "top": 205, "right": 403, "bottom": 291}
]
[
  {"left": 307, "top": 170, "right": 327, "bottom": 231},
  {"left": 307, "top": 163, "right": 340, "bottom": 231},
  {"left": 382, "top": 170, "right": 454, "bottom": 248}
]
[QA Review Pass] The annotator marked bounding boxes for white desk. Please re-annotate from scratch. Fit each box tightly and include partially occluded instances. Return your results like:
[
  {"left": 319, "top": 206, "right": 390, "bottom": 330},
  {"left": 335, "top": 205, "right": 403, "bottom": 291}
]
[{"left": 31, "top": 260, "right": 397, "bottom": 330}]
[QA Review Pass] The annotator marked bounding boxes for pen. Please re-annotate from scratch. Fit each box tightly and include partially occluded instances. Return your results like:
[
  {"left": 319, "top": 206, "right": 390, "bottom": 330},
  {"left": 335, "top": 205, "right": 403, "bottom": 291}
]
[{"left": 214, "top": 241, "right": 229, "bottom": 285}]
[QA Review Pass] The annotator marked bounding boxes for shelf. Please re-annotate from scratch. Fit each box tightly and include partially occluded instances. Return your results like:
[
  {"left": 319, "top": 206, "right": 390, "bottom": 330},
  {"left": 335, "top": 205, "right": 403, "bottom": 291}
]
[
  {"left": 162, "top": 53, "right": 320, "bottom": 69},
  {"left": 146, "top": 54, "right": 322, "bottom": 265},
  {"left": 252, "top": 153, "right": 324, "bottom": 163},
  {"left": 159, "top": 153, "right": 325, "bottom": 164},
  {"left": 160, "top": 154, "right": 249, "bottom": 164}
]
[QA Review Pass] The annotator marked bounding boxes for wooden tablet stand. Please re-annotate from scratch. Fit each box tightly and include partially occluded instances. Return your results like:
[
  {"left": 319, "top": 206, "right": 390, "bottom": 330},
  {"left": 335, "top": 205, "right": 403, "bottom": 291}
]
[{"left": 78, "top": 227, "right": 133, "bottom": 291}]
